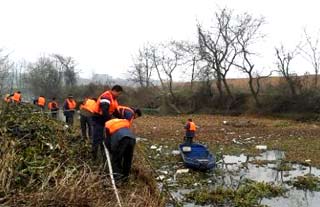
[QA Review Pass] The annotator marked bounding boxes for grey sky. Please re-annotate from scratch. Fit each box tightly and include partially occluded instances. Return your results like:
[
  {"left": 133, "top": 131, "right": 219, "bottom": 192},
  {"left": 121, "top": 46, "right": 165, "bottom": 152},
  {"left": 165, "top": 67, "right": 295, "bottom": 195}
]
[{"left": 0, "top": 0, "right": 319, "bottom": 79}]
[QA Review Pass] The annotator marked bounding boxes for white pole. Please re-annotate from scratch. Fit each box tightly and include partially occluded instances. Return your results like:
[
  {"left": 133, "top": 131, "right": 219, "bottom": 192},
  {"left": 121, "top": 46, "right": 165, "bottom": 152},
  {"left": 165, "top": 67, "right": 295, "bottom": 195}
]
[{"left": 102, "top": 142, "right": 122, "bottom": 207}]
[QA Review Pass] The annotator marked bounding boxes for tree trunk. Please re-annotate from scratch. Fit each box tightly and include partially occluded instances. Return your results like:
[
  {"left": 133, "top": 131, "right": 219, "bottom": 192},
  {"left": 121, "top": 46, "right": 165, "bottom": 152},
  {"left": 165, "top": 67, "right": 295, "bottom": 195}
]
[
  {"left": 248, "top": 75, "right": 260, "bottom": 107},
  {"left": 222, "top": 75, "right": 233, "bottom": 99},
  {"left": 286, "top": 77, "right": 297, "bottom": 96},
  {"left": 216, "top": 73, "right": 223, "bottom": 99}
]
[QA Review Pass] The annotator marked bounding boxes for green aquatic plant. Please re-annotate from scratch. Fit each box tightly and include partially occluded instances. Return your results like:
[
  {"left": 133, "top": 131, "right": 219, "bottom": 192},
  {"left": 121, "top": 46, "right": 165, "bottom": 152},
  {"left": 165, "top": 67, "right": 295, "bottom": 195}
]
[
  {"left": 185, "top": 179, "right": 285, "bottom": 207},
  {"left": 291, "top": 175, "right": 320, "bottom": 191}
]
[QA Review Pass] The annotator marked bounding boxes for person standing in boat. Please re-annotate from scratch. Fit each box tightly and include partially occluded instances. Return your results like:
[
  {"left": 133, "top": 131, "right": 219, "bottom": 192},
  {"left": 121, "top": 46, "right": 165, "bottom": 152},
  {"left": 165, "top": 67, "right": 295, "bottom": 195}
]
[{"left": 184, "top": 118, "right": 197, "bottom": 145}]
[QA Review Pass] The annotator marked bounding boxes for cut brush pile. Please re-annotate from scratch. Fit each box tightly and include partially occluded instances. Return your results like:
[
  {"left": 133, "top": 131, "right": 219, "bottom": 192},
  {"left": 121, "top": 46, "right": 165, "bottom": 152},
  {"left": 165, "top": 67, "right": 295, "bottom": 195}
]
[{"left": 0, "top": 104, "right": 164, "bottom": 207}]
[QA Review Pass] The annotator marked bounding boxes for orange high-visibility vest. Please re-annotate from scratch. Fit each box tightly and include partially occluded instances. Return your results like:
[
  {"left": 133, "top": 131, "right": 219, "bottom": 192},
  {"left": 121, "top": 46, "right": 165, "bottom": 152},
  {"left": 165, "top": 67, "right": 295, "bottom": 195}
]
[
  {"left": 37, "top": 97, "right": 46, "bottom": 107},
  {"left": 66, "top": 99, "right": 76, "bottom": 110},
  {"left": 48, "top": 101, "right": 58, "bottom": 110},
  {"left": 81, "top": 98, "right": 96, "bottom": 113},
  {"left": 118, "top": 105, "right": 134, "bottom": 124},
  {"left": 189, "top": 121, "right": 196, "bottom": 131},
  {"left": 105, "top": 119, "right": 130, "bottom": 135},
  {"left": 94, "top": 91, "right": 118, "bottom": 115},
  {"left": 11, "top": 92, "right": 21, "bottom": 103}
]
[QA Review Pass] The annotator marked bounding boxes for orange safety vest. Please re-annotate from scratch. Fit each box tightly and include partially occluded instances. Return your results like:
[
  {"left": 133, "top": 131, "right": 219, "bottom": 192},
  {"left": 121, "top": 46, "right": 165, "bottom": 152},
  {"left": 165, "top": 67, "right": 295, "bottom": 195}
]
[
  {"left": 48, "top": 101, "right": 58, "bottom": 110},
  {"left": 37, "top": 96, "right": 46, "bottom": 107},
  {"left": 105, "top": 119, "right": 130, "bottom": 135},
  {"left": 118, "top": 105, "right": 134, "bottom": 124},
  {"left": 94, "top": 91, "right": 118, "bottom": 115},
  {"left": 80, "top": 98, "right": 96, "bottom": 113},
  {"left": 188, "top": 121, "right": 196, "bottom": 131},
  {"left": 66, "top": 99, "right": 76, "bottom": 110},
  {"left": 11, "top": 92, "right": 21, "bottom": 103}
]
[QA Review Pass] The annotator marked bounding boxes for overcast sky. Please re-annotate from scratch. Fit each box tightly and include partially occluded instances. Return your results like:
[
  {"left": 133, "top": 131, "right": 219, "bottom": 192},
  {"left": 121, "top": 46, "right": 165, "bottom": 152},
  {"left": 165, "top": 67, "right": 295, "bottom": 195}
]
[{"left": 0, "top": 0, "right": 319, "bottom": 79}]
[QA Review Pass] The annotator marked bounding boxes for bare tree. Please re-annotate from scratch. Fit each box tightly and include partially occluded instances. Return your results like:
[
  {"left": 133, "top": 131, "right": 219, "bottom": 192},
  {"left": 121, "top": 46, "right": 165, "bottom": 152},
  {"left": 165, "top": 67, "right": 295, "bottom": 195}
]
[
  {"left": 299, "top": 28, "right": 320, "bottom": 88},
  {"left": 129, "top": 44, "right": 154, "bottom": 88},
  {"left": 26, "top": 56, "right": 62, "bottom": 98},
  {"left": 198, "top": 8, "right": 243, "bottom": 100},
  {"left": 172, "top": 41, "right": 203, "bottom": 91},
  {"left": 152, "top": 42, "right": 184, "bottom": 113},
  {"left": 0, "top": 50, "right": 12, "bottom": 95},
  {"left": 233, "top": 13, "right": 267, "bottom": 106},
  {"left": 275, "top": 45, "right": 299, "bottom": 96},
  {"left": 53, "top": 54, "right": 77, "bottom": 87}
]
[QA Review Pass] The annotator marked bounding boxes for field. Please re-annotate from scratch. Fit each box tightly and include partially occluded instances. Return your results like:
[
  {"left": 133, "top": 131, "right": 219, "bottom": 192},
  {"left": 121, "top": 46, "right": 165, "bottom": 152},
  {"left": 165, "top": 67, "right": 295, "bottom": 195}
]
[
  {"left": 135, "top": 114, "right": 320, "bottom": 166},
  {"left": 134, "top": 114, "right": 320, "bottom": 206}
]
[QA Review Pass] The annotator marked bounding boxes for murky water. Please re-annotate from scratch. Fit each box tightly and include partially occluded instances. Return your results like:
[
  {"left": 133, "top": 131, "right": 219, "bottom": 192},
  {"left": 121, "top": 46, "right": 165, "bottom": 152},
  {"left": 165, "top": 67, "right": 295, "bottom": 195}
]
[
  {"left": 262, "top": 189, "right": 320, "bottom": 207},
  {"left": 144, "top": 142, "right": 320, "bottom": 207}
]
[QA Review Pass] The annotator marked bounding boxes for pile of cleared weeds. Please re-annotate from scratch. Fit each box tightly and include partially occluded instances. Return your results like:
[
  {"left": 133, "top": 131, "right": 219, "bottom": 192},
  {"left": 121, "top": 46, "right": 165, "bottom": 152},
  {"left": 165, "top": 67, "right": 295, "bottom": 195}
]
[{"left": 0, "top": 104, "right": 164, "bottom": 207}]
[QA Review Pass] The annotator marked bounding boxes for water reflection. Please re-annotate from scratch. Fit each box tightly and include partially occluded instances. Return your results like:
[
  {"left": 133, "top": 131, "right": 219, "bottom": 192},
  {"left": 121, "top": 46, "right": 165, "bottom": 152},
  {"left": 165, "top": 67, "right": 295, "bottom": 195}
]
[{"left": 160, "top": 149, "right": 320, "bottom": 207}]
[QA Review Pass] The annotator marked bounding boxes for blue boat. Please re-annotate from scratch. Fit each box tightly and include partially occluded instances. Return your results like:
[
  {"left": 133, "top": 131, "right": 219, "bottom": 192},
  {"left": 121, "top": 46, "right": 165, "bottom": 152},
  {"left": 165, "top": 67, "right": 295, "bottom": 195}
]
[{"left": 179, "top": 143, "right": 216, "bottom": 171}]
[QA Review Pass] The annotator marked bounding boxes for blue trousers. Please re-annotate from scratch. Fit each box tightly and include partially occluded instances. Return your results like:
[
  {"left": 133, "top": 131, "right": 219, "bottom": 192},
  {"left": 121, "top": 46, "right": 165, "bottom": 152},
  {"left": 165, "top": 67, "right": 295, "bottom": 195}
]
[{"left": 92, "top": 120, "right": 105, "bottom": 160}]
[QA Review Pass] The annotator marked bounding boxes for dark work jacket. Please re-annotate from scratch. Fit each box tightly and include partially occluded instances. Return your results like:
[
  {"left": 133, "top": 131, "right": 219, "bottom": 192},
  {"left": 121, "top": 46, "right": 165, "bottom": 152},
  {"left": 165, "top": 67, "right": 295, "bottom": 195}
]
[
  {"left": 107, "top": 127, "right": 135, "bottom": 151},
  {"left": 92, "top": 102, "right": 121, "bottom": 125}
]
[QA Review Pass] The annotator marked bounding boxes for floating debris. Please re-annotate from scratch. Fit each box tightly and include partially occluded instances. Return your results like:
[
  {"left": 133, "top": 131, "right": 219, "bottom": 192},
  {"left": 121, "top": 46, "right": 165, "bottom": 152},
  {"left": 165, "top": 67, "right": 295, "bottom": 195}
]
[
  {"left": 232, "top": 138, "right": 242, "bottom": 145},
  {"left": 136, "top": 137, "right": 148, "bottom": 142},
  {"left": 171, "top": 150, "right": 180, "bottom": 155},
  {"left": 176, "top": 169, "right": 189, "bottom": 174},
  {"left": 156, "top": 175, "right": 166, "bottom": 181},
  {"left": 159, "top": 170, "right": 169, "bottom": 175},
  {"left": 256, "top": 145, "right": 268, "bottom": 150}
]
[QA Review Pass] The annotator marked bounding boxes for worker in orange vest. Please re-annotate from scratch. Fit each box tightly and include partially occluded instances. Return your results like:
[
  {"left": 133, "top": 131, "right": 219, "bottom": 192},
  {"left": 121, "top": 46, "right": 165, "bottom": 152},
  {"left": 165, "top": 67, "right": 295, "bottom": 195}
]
[
  {"left": 48, "top": 97, "right": 59, "bottom": 119},
  {"left": 63, "top": 94, "right": 77, "bottom": 126},
  {"left": 117, "top": 105, "right": 142, "bottom": 126},
  {"left": 79, "top": 97, "right": 96, "bottom": 139},
  {"left": 184, "top": 118, "right": 197, "bottom": 145},
  {"left": 11, "top": 91, "right": 21, "bottom": 103},
  {"left": 91, "top": 85, "right": 123, "bottom": 160},
  {"left": 36, "top": 95, "right": 46, "bottom": 110},
  {"left": 105, "top": 118, "right": 135, "bottom": 183}
]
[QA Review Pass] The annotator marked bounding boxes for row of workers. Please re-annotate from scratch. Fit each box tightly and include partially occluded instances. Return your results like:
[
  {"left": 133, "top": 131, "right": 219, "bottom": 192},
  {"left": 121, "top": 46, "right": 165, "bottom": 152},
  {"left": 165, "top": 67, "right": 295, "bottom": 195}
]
[
  {"left": 4, "top": 87, "right": 197, "bottom": 183},
  {"left": 5, "top": 92, "right": 79, "bottom": 125},
  {"left": 4, "top": 87, "right": 141, "bottom": 183}
]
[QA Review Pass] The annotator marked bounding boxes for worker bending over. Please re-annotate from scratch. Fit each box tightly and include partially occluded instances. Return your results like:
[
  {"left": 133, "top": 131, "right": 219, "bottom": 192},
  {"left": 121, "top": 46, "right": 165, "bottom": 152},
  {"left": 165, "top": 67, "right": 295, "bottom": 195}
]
[{"left": 91, "top": 85, "right": 123, "bottom": 160}]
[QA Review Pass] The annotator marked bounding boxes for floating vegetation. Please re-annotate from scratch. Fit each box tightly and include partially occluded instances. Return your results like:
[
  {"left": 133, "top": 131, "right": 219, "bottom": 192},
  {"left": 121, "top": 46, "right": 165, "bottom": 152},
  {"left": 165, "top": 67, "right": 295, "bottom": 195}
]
[
  {"left": 185, "top": 179, "right": 285, "bottom": 207},
  {"left": 290, "top": 175, "right": 320, "bottom": 191},
  {"left": 273, "top": 161, "right": 294, "bottom": 171}
]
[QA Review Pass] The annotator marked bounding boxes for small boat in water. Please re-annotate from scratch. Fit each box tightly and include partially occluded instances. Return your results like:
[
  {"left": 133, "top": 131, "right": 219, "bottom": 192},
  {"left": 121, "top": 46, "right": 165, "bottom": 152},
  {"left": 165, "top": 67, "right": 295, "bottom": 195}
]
[{"left": 179, "top": 143, "right": 216, "bottom": 171}]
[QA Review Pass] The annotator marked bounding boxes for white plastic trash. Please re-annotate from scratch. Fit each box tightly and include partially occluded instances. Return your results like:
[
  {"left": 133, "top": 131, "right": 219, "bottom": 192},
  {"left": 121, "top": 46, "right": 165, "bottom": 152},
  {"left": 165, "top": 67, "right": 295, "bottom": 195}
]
[
  {"left": 176, "top": 169, "right": 189, "bottom": 174},
  {"left": 172, "top": 150, "right": 180, "bottom": 155},
  {"left": 150, "top": 145, "right": 157, "bottom": 150},
  {"left": 156, "top": 175, "right": 165, "bottom": 181},
  {"left": 159, "top": 170, "right": 169, "bottom": 175},
  {"left": 182, "top": 146, "right": 192, "bottom": 152},
  {"left": 255, "top": 145, "right": 267, "bottom": 150}
]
